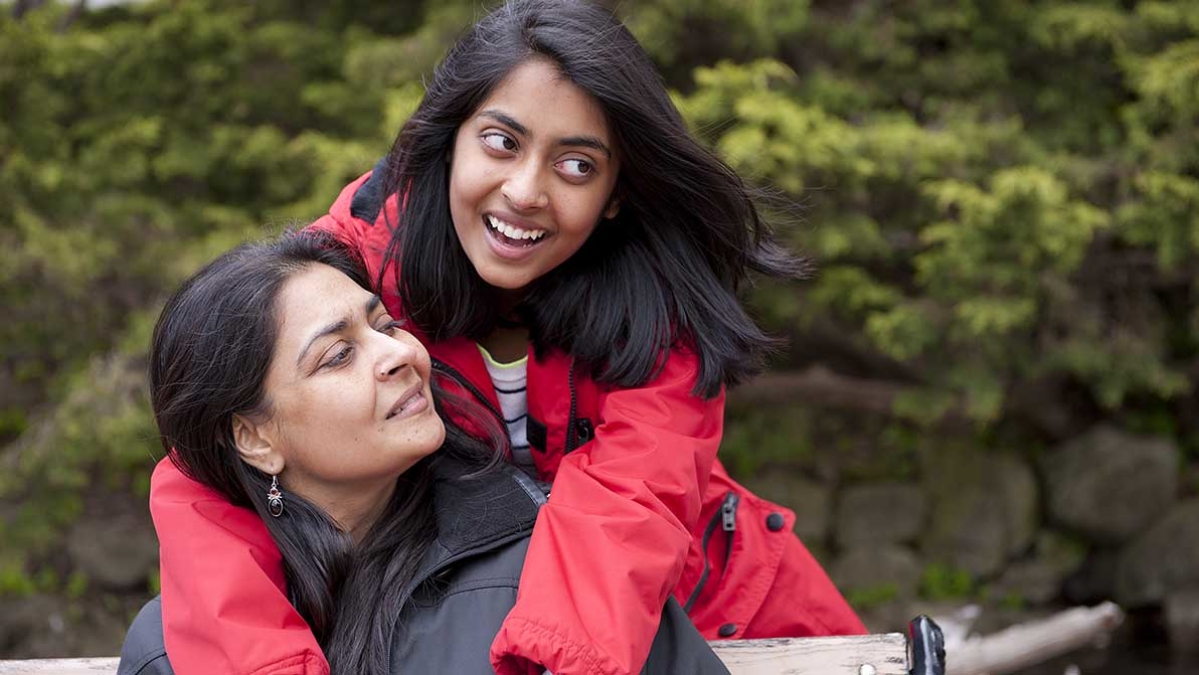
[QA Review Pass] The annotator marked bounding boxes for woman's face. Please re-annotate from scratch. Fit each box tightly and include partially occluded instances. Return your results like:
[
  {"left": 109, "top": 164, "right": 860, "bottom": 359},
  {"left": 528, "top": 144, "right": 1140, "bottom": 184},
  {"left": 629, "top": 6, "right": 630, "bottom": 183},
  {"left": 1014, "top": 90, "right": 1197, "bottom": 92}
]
[
  {"left": 249, "top": 263, "right": 445, "bottom": 521},
  {"left": 449, "top": 58, "right": 621, "bottom": 291}
]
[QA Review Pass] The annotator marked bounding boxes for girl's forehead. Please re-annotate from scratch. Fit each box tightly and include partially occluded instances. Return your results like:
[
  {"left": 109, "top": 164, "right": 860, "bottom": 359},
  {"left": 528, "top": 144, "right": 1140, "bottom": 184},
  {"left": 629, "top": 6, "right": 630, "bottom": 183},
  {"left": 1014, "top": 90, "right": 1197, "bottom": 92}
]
[{"left": 474, "top": 59, "right": 611, "bottom": 139}]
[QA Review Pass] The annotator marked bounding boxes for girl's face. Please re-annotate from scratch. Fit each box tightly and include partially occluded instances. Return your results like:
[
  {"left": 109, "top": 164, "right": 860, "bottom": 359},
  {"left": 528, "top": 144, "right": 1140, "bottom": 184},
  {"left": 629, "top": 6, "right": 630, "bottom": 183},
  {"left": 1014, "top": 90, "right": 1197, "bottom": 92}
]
[
  {"left": 449, "top": 58, "right": 621, "bottom": 291},
  {"left": 244, "top": 264, "right": 445, "bottom": 527}
]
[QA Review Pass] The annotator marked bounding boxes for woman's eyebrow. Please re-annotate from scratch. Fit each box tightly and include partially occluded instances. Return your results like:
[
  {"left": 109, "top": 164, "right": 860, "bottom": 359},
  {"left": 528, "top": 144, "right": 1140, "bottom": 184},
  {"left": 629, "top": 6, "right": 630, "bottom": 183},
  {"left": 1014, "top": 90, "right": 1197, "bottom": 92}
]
[
  {"left": 296, "top": 295, "right": 384, "bottom": 366},
  {"left": 297, "top": 318, "right": 349, "bottom": 367},
  {"left": 478, "top": 109, "right": 611, "bottom": 158}
]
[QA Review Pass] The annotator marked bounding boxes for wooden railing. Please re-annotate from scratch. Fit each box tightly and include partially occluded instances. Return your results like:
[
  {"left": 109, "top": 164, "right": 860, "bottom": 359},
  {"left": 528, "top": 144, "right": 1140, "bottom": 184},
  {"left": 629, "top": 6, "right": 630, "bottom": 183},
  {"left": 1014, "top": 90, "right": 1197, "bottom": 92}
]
[{"left": 0, "top": 617, "right": 946, "bottom": 675}]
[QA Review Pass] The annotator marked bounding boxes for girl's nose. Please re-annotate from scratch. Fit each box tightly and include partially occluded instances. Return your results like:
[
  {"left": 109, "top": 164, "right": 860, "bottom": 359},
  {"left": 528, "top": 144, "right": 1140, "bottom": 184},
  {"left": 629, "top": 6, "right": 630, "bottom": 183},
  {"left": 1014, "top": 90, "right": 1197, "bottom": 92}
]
[{"left": 501, "top": 163, "right": 549, "bottom": 210}]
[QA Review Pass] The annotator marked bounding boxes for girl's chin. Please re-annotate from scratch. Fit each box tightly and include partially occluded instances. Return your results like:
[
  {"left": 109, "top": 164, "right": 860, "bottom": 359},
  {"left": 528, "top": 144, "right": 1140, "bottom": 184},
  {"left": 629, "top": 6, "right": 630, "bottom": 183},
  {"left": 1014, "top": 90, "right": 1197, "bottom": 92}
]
[{"left": 472, "top": 261, "right": 540, "bottom": 292}]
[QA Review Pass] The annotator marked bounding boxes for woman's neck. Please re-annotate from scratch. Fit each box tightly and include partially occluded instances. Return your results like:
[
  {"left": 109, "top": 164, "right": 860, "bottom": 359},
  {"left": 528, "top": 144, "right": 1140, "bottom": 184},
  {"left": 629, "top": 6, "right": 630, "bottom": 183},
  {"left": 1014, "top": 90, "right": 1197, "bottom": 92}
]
[{"left": 313, "top": 479, "right": 397, "bottom": 545}]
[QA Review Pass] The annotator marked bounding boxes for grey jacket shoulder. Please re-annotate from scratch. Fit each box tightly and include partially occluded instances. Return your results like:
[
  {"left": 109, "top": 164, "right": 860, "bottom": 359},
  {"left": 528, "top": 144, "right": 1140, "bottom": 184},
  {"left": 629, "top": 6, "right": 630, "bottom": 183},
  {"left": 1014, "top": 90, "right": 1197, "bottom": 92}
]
[
  {"left": 389, "top": 534, "right": 728, "bottom": 675},
  {"left": 118, "top": 552, "right": 727, "bottom": 675},
  {"left": 118, "top": 597, "right": 174, "bottom": 675}
]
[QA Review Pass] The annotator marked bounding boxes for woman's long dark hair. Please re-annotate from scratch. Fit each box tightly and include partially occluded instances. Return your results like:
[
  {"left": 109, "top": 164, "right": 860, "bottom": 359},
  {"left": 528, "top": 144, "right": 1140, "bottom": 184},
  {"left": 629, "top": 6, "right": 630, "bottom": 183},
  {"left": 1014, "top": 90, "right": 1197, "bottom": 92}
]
[
  {"left": 149, "top": 231, "right": 505, "bottom": 675},
  {"left": 384, "top": 0, "right": 804, "bottom": 397}
]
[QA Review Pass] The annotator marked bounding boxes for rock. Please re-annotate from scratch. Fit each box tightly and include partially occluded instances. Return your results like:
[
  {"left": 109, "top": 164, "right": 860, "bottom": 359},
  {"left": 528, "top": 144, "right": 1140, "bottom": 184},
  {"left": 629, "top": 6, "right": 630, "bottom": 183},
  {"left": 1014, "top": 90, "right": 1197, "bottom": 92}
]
[
  {"left": 830, "top": 545, "right": 923, "bottom": 602},
  {"left": 66, "top": 511, "right": 159, "bottom": 591},
  {"left": 998, "top": 455, "right": 1039, "bottom": 558},
  {"left": 1062, "top": 547, "right": 1121, "bottom": 605},
  {"left": 1165, "top": 589, "right": 1199, "bottom": 660},
  {"left": 991, "top": 532, "right": 1087, "bottom": 606},
  {"left": 835, "top": 482, "right": 926, "bottom": 547},
  {"left": 921, "top": 450, "right": 1039, "bottom": 578},
  {"left": 1040, "top": 425, "right": 1178, "bottom": 545},
  {"left": 1115, "top": 499, "right": 1199, "bottom": 606},
  {"left": 855, "top": 600, "right": 920, "bottom": 635},
  {"left": 741, "top": 472, "right": 831, "bottom": 543},
  {"left": 0, "top": 595, "right": 63, "bottom": 655},
  {"left": 0, "top": 593, "right": 142, "bottom": 659},
  {"left": 1006, "top": 374, "right": 1094, "bottom": 441}
]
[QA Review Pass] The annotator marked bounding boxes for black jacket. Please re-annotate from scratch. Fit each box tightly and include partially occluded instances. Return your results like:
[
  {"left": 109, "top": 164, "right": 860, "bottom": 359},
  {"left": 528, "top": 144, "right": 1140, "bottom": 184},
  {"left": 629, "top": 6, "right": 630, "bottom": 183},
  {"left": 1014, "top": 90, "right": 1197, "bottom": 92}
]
[{"left": 118, "top": 461, "right": 729, "bottom": 675}]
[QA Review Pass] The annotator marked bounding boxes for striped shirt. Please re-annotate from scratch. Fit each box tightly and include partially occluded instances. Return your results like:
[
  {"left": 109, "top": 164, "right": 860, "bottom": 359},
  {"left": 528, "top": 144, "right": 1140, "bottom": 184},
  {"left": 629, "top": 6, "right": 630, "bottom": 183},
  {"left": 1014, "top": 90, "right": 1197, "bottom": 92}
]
[{"left": 477, "top": 344, "right": 535, "bottom": 477}]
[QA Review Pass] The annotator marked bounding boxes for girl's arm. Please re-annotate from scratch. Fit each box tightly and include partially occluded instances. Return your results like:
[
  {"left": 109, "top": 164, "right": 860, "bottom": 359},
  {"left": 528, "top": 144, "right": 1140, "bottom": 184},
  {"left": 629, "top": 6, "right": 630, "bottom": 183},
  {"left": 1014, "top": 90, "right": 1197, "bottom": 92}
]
[
  {"left": 150, "top": 174, "right": 374, "bottom": 675},
  {"left": 150, "top": 459, "right": 328, "bottom": 675},
  {"left": 490, "top": 349, "right": 721, "bottom": 675}
]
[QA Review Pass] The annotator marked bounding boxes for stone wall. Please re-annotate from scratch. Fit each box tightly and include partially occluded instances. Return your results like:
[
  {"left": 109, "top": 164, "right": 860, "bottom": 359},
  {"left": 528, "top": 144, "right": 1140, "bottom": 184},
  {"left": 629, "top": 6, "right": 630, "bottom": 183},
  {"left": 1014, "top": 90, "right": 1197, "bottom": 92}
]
[{"left": 742, "top": 424, "right": 1199, "bottom": 657}]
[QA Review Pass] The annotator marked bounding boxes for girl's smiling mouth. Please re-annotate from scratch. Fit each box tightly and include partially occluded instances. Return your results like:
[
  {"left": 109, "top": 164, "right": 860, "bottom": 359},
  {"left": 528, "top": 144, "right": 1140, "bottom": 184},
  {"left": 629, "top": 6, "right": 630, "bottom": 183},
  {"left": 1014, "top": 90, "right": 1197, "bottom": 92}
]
[{"left": 483, "top": 213, "right": 550, "bottom": 259}]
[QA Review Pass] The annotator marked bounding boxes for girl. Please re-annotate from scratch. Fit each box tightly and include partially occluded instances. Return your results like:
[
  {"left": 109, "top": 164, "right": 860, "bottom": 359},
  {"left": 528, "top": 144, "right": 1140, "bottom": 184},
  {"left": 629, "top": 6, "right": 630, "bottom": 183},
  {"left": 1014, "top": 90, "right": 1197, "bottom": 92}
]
[
  {"left": 150, "top": 1, "right": 865, "bottom": 674},
  {"left": 123, "top": 231, "right": 728, "bottom": 675}
]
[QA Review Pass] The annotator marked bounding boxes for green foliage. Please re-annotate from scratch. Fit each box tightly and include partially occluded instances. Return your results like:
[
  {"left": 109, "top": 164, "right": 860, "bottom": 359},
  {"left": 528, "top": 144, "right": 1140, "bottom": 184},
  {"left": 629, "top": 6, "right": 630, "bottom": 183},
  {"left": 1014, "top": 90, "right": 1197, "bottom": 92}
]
[
  {"left": 654, "top": 0, "right": 1199, "bottom": 429},
  {"left": 0, "top": 0, "right": 468, "bottom": 584},
  {"left": 919, "top": 563, "right": 975, "bottom": 601},
  {"left": 6, "top": 0, "right": 1199, "bottom": 606},
  {"left": 720, "top": 409, "right": 815, "bottom": 477},
  {"left": 845, "top": 583, "right": 900, "bottom": 610}
]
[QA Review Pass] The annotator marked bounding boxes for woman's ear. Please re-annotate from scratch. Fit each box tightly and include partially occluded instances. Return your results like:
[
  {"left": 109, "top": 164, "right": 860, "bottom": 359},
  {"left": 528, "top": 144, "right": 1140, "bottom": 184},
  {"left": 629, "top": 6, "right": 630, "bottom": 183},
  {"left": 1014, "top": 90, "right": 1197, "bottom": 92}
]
[{"left": 232, "top": 413, "right": 285, "bottom": 475}]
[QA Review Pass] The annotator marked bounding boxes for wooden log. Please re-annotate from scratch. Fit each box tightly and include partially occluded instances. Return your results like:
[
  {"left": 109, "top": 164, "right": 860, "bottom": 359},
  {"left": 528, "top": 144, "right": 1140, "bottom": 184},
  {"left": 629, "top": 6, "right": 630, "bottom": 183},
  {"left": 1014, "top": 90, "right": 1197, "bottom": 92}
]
[
  {"left": 710, "top": 634, "right": 911, "bottom": 674},
  {"left": 0, "top": 633, "right": 913, "bottom": 675},
  {"left": 946, "top": 602, "right": 1124, "bottom": 675},
  {"left": 0, "top": 660, "right": 118, "bottom": 675}
]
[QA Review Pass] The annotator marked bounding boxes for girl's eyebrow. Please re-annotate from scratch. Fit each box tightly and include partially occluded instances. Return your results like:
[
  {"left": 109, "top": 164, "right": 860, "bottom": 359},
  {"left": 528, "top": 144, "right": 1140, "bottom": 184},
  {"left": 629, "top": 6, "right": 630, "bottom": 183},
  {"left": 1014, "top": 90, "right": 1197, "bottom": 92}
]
[
  {"left": 296, "top": 295, "right": 383, "bottom": 366},
  {"left": 478, "top": 109, "right": 611, "bottom": 158}
]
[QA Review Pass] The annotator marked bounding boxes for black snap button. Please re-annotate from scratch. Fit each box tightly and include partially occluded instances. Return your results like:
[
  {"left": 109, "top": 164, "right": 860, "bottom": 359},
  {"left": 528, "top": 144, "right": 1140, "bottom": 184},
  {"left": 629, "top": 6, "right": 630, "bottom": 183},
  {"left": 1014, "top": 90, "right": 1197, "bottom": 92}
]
[
  {"left": 718, "top": 623, "right": 737, "bottom": 637},
  {"left": 765, "top": 512, "right": 786, "bottom": 532}
]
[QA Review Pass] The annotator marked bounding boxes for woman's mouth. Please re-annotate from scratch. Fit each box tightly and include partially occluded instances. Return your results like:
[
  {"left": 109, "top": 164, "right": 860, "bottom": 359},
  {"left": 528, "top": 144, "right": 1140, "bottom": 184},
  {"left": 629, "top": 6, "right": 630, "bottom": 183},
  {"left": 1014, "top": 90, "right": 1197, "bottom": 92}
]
[
  {"left": 386, "top": 386, "right": 428, "bottom": 421},
  {"left": 484, "top": 214, "right": 549, "bottom": 259}
]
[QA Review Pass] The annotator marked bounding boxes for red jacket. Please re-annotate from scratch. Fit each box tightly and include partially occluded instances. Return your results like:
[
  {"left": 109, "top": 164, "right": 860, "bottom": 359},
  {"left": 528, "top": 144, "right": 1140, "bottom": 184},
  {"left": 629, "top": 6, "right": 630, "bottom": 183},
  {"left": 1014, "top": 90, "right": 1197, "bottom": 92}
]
[{"left": 150, "top": 170, "right": 864, "bottom": 675}]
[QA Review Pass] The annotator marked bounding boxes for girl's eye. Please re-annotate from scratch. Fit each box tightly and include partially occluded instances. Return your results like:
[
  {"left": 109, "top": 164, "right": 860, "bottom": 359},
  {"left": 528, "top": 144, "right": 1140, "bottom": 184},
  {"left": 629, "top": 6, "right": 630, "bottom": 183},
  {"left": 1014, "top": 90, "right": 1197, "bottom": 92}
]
[
  {"left": 481, "top": 132, "right": 517, "bottom": 152},
  {"left": 323, "top": 344, "right": 353, "bottom": 369},
  {"left": 557, "top": 158, "right": 593, "bottom": 179}
]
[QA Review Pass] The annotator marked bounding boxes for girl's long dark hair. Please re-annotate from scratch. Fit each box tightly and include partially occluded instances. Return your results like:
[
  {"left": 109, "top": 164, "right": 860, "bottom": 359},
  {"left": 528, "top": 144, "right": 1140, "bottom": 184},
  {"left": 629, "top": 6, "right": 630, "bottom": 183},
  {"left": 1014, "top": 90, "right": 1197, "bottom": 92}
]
[
  {"left": 384, "top": 0, "right": 804, "bottom": 397},
  {"left": 149, "top": 231, "right": 505, "bottom": 675}
]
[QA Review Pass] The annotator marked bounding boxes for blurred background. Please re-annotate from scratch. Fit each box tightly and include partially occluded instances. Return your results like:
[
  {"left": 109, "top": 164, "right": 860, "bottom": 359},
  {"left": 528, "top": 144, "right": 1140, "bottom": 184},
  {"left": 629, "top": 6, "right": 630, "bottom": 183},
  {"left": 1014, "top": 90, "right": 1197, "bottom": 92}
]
[{"left": 2, "top": 0, "right": 1198, "bottom": 672}]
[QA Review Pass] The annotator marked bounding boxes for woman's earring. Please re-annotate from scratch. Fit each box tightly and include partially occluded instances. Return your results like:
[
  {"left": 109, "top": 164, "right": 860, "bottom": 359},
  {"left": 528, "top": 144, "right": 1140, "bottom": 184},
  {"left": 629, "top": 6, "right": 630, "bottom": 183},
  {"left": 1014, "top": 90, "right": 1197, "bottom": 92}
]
[{"left": 266, "top": 475, "right": 284, "bottom": 518}]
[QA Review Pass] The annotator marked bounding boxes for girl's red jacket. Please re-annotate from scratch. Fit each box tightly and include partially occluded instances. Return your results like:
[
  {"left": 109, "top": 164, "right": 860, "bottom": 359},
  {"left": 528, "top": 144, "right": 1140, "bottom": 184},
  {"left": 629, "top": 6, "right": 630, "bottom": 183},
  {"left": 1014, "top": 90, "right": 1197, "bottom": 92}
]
[{"left": 149, "top": 171, "right": 865, "bottom": 675}]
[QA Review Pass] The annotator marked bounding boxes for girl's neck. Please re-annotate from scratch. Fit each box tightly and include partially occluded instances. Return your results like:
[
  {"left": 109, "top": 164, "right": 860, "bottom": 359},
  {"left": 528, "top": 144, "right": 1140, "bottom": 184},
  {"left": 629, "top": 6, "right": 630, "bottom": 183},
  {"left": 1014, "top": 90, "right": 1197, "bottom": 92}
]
[
  {"left": 480, "top": 287, "right": 528, "bottom": 363},
  {"left": 480, "top": 325, "right": 529, "bottom": 364}
]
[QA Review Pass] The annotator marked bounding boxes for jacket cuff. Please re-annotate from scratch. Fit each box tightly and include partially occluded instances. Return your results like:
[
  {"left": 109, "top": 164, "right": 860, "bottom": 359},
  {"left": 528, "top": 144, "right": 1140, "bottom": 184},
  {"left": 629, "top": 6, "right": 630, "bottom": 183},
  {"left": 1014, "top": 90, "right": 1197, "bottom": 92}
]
[
  {"left": 245, "top": 651, "right": 328, "bottom": 675},
  {"left": 491, "top": 616, "right": 624, "bottom": 675}
]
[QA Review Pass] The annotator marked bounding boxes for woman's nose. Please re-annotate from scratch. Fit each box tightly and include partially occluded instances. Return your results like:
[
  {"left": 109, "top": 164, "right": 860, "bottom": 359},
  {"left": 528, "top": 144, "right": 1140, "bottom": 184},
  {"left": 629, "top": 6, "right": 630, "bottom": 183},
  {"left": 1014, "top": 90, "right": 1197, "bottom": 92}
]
[
  {"left": 376, "top": 335, "right": 418, "bottom": 381},
  {"left": 501, "top": 162, "right": 549, "bottom": 210}
]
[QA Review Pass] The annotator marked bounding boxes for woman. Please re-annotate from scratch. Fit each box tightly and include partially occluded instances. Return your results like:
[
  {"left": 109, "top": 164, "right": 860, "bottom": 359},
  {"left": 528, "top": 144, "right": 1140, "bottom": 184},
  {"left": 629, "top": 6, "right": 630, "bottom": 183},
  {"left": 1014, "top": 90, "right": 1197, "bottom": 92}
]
[
  {"left": 118, "top": 231, "right": 729, "bottom": 675},
  {"left": 151, "top": 1, "right": 864, "bottom": 674}
]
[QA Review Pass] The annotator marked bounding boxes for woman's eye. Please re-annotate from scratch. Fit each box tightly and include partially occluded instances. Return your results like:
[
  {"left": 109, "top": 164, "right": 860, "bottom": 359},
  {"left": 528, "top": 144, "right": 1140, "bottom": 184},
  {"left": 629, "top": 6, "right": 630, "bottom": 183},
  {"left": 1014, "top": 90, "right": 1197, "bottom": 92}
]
[
  {"left": 377, "top": 319, "right": 406, "bottom": 334},
  {"left": 557, "top": 158, "right": 593, "bottom": 178},
  {"left": 481, "top": 132, "right": 517, "bottom": 152},
  {"left": 324, "top": 344, "right": 353, "bottom": 368}
]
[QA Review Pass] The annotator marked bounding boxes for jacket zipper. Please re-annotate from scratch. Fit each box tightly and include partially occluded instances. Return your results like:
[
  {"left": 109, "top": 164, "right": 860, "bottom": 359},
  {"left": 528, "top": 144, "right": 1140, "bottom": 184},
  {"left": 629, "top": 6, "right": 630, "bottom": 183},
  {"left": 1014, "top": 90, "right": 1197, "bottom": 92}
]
[
  {"left": 682, "top": 491, "right": 738, "bottom": 614},
  {"left": 564, "top": 361, "right": 579, "bottom": 453},
  {"left": 721, "top": 492, "right": 738, "bottom": 571},
  {"left": 563, "top": 361, "right": 594, "bottom": 454}
]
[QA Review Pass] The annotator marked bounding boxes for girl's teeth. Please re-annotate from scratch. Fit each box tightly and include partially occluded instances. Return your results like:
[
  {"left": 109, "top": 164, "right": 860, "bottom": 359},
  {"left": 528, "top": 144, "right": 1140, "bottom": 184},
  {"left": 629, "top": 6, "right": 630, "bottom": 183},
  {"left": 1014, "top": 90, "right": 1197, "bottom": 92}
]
[{"left": 488, "top": 215, "right": 545, "bottom": 241}]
